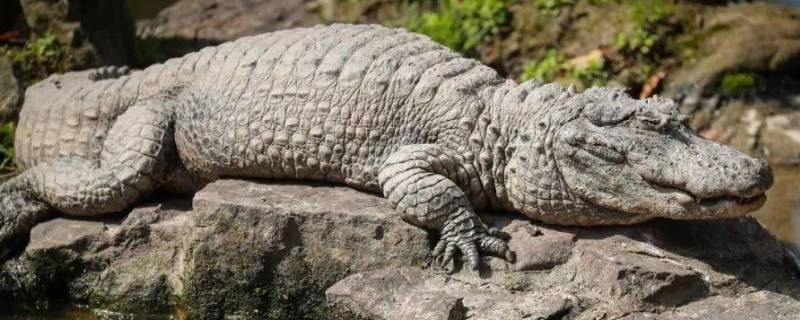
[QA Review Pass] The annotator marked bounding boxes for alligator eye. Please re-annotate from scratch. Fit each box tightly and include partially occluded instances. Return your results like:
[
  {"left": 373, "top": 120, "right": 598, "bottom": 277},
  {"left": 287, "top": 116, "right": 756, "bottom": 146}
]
[
  {"left": 584, "top": 103, "right": 635, "bottom": 126},
  {"left": 583, "top": 144, "right": 625, "bottom": 163},
  {"left": 637, "top": 115, "right": 669, "bottom": 132}
]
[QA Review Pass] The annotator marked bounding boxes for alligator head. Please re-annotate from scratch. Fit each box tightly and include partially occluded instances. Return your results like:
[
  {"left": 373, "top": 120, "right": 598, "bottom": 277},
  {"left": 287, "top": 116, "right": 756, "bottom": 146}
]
[{"left": 505, "top": 85, "right": 773, "bottom": 225}]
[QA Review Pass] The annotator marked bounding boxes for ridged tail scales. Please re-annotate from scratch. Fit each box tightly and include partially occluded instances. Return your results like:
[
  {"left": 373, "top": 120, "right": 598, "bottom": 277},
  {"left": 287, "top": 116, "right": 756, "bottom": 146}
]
[
  {"left": 378, "top": 144, "right": 515, "bottom": 271},
  {"left": 0, "top": 90, "right": 180, "bottom": 262}
]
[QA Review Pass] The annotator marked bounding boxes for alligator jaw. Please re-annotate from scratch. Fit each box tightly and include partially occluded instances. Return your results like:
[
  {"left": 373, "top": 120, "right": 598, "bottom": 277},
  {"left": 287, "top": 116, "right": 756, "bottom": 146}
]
[{"left": 663, "top": 186, "right": 767, "bottom": 219}]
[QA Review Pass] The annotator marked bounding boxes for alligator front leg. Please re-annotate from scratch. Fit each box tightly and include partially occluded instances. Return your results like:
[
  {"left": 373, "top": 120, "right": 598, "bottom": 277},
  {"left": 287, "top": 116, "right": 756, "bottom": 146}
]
[
  {"left": 378, "top": 144, "right": 514, "bottom": 270},
  {"left": 0, "top": 98, "right": 175, "bottom": 261}
]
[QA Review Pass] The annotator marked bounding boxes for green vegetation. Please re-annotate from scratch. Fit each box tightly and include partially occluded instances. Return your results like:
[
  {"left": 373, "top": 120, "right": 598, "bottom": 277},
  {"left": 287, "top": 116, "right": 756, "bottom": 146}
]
[
  {"left": 565, "top": 50, "right": 608, "bottom": 86},
  {"left": 521, "top": 48, "right": 563, "bottom": 82},
  {"left": 720, "top": 72, "right": 758, "bottom": 96},
  {"left": 614, "top": 0, "right": 674, "bottom": 57},
  {"left": 521, "top": 48, "right": 608, "bottom": 88},
  {"left": 535, "top": 0, "right": 575, "bottom": 15},
  {"left": 614, "top": 27, "right": 659, "bottom": 56},
  {"left": 0, "top": 122, "right": 15, "bottom": 175},
  {"left": 332, "top": 0, "right": 710, "bottom": 94},
  {"left": 411, "top": 0, "right": 514, "bottom": 55},
  {"left": 0, "top": 34, "right": 75, "bottom": 86}
]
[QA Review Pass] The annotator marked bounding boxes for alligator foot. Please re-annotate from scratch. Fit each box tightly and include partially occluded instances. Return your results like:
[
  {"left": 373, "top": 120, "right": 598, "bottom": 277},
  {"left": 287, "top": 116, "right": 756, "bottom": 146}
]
[{"left": 431, "top": 209, "right": 515, "bottom": 271}]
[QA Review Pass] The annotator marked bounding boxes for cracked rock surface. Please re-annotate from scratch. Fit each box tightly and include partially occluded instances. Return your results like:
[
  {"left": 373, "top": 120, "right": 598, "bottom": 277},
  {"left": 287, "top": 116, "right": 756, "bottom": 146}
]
[{"left": 2, "top": 180, "right": 799, "bottom": 319}]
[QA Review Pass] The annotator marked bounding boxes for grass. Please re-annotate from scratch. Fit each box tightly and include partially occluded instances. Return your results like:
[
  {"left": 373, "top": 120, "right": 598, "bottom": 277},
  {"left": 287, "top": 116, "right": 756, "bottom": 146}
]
[{"left": 410, "top": 0, "right": 514, "bottom": 55}]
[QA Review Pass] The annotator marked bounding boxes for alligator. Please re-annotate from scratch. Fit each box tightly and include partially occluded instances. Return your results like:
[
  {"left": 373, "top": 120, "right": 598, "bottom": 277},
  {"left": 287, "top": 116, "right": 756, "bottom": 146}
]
[{"left": 0, "top": 24, "right": 773, "bottom": 269}]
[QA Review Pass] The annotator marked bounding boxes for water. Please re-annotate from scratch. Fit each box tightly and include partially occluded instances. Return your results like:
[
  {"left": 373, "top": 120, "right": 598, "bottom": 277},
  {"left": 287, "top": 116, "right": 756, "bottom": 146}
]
[
  {"left": 751, "top": 164, "right": 800, "bottom": 250},
  {"left": 0, "top": 307, "right": 98, "bottom": 320},
  {"left": 0, "top": 306, "right": 175, "bottom": 319}
]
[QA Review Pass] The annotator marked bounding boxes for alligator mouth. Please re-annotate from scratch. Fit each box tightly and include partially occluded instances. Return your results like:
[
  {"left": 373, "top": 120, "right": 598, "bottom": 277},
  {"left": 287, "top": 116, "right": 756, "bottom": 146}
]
[
  {"left": 648, "top": 180, "right": 767, "bottom": 215},
  {"left": 694, "top": 193, "right": 766, "bottom": 208}
]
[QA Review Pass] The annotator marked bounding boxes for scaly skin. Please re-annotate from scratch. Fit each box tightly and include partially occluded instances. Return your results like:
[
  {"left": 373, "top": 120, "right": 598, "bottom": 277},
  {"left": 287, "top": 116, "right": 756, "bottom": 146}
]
[{"left": 1, "top": 24, "right": 773, "bottom": 270}]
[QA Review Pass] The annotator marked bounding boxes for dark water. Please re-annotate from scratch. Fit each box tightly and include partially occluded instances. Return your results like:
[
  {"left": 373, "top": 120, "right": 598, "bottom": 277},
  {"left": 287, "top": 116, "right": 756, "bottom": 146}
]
[
  {"left": 0, "top": 306, "right": 175, "bottom": 319},
  {"left": 1, "top": 307, "right": 103, "bottom": 320}
]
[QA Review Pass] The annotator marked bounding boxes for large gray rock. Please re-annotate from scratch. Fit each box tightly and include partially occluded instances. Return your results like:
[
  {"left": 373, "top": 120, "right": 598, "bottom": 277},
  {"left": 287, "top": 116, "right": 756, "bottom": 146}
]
[
  {"left": 666, "top": 3, "right": 800, "bottom": 94},
  {"left": 327, "top": 213, "right": 800, "bottom": 319},
  {"left": 2, "top": 180, "right": 799, "bottom": 319},
  {"left": 136, "top": 0, "right": 322, "bottom": 42},
  {"left": 0, "top": 57, "right": 22, "bottom": 123},
  {"left": 1, "top": 180, "right": 429, "bottom": 319}
]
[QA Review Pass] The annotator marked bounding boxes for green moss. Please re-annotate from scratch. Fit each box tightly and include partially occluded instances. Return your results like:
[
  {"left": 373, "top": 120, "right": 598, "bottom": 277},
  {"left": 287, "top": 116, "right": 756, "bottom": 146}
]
[
  {"left": 0, "top": 122, "right": 14, "bottom": 174},
  {"left": 720, "top": 72, "right": 758, "bottom": 96},
  {"left": 410, "top": 0, "right": 514, "bottom": 55},
  {"left": 0, "top": 34, "right": 75, "bottom": 87}
]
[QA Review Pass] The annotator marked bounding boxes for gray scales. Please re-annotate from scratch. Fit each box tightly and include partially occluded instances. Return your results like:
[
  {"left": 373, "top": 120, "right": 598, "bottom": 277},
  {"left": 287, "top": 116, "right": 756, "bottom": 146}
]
[{"left": 0, "top": 24, "right": 774, "bottom": 269}]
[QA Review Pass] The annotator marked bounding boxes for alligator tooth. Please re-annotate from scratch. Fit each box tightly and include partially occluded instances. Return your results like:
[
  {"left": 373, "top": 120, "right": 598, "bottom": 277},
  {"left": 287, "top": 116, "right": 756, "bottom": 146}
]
[{"left": 673, "top": 192, "right": 693, "bottom": 205}]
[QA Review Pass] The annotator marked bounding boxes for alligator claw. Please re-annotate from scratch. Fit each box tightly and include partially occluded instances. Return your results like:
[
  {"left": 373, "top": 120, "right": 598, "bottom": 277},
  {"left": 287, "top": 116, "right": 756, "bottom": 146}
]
[{"left": 431, "top": 229, "right": 514, "bottom": 272}]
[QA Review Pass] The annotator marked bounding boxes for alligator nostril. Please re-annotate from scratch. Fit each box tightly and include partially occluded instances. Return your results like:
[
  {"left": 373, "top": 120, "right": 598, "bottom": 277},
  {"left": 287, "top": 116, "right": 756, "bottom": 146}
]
[
  {"left": 738, "top": 158, "right": 773, "bottom": 197},
  {"left": 755, "top": 158, "right": 773, "bottom": 189}
]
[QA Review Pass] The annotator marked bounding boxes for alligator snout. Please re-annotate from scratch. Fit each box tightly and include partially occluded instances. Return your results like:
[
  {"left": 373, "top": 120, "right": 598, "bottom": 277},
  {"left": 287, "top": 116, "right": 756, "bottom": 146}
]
[
  {"left": 731, "top": 157, "right": 773, "bottom": 199},
  {"left": 661, "top": 138, "right": 773, "bottom": 202}
]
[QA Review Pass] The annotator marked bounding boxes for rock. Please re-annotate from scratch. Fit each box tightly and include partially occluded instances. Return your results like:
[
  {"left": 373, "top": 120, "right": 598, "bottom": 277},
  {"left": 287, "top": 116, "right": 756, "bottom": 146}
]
[
  {"left": 327, "top": 267, "right": 576, "bottom": 320},
  {"left": 762, "top": 112, "right": 800, "bottom": 163},
  {"left": 1, "top": 180, "right": 430, "bottom": 318},
  {"left": 571, "top": 247, "right": 707, "bottom": 309},
  {"left": 2, "top": 180, "right": 799, "bottom": 319},
  {"left": 0, "top": 56, "right": 22, "bottom": 123},
  {"left": 137, "top": 0, "right": 322, "bottom": 42},
  {"left": 662, "top": 291, "right": 800, "bottom": 320},
  {"left": 134, "top": 0, "right": 323, "bottom": 66},
  {"left": 20, "top": 0, "right": 136, "bottom": 67},
  {"left": 484, "top": 217, "right": 576, "bottom": 271},
  {"left": 667, "top": 3, "right": 800, "bottom": 93},
  {"left": 326, "top": 268, "right": 468, "bottom": 320},
  {"left": 328, "top": 217, "right": 800, "bottom": 319}
]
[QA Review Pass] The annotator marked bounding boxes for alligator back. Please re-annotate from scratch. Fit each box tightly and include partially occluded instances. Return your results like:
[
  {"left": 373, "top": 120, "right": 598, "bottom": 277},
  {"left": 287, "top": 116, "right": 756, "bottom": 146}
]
[{"left": 15, "top": 24, "right": 505, "bottom": 185}]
